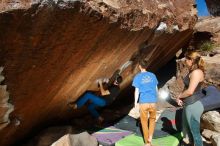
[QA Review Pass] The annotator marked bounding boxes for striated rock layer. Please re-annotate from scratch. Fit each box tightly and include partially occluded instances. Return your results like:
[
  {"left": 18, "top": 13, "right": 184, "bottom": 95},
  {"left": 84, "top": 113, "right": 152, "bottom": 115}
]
[{"left": 0, "top": 0, "right": 196, "bottom": 145}]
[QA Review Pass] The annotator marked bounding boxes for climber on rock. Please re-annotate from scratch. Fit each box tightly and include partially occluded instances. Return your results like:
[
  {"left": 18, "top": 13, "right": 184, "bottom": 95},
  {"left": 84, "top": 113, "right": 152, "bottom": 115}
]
[{"left": 68, "top": 74, "right": 123, "bottom": 124}]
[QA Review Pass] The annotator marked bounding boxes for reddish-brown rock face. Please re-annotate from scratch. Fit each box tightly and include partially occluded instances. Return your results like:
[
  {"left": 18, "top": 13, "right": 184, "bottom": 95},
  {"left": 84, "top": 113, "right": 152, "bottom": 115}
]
[
  {"left": 0, "top": 0, "right": 196, "bottom": 145},
  {"left": 0, "top": 0, "right": 197, "bottom": 31}
]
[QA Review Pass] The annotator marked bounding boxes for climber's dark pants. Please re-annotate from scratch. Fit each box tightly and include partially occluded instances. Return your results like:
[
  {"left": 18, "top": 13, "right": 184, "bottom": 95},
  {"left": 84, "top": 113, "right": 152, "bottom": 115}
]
[{"left": 76, "top": 92, "right": 106, "bottom": 118}]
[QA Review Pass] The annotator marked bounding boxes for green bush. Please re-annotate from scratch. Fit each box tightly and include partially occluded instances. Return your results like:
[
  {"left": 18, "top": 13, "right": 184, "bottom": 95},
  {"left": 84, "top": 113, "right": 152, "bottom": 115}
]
[{"left": 200, "top": 41, "right": 214, "bottom": 52}]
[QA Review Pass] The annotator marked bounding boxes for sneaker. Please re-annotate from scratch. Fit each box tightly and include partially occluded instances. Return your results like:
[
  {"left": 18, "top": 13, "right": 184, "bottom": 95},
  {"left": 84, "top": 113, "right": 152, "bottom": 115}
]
[
  {"left": 145, "top": 139, "right": 153, "bottom": 146},
  {"left": 68, "top": 102, "right": 77, "bottom": 109},
  {"left": 144, "top": 143, "right": 152, "bottom": 146},
  {"left": 97, "top": 116, "right": 104, "bottom": 125},
  {"left": 182, "top": 137, "right": 190, "bottom": 144}
]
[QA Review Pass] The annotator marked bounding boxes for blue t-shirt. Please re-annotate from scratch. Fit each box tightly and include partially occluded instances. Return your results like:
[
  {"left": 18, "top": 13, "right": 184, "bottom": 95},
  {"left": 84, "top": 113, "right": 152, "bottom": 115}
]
[{"left": 132, "top": 71, "right": 158, "bottom": 103}]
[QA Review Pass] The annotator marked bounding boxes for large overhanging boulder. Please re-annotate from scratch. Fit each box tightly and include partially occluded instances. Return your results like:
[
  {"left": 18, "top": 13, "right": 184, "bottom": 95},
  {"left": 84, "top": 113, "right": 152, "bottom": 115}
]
[{"left": 0, "top": 0, "right": 197, "bottom": 145}]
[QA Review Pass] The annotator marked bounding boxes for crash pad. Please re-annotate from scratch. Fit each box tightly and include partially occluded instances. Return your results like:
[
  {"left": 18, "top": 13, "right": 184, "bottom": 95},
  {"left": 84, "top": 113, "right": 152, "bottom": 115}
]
[
  {"left": 201, "top": 85, "right": 220, "bottom": 112},
  {"left": 114, "top": 115, "right": 141, "bottom": 135},
  {"left": 92, "top": 126, "right": 133, "bottom": 146},
  {"left": 154, "top": 108, "right": 182, "bottom": 138},
  {"left": 114, "top": 108, "right": 182, "bottom": 138},
  {"left": 115, "top": 133, "right": 182, "bottom": 146}
]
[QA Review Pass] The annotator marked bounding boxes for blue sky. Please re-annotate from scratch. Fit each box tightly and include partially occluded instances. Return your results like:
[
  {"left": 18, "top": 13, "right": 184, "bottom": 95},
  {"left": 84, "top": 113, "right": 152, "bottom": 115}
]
[{"left": 196, "top": 0, "right": 210, "bottom": 16}]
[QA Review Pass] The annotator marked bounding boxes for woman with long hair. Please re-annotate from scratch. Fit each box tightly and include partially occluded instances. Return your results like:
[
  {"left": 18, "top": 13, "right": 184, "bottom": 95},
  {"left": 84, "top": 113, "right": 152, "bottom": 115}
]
[{"left": 176, "top": 51, "right": 205, "bottom": 146}]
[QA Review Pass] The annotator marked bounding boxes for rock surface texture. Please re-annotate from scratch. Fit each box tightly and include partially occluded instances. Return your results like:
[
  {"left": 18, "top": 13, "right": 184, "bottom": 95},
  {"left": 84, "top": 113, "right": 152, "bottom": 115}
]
[
  {"left": 201, "top": 111, "right": 220, "bottom": 146},
  {"left": 203, "top": 54, "right": 220, "bottom": 88},
  {"left": 201, "top": 111, "right": 220, "bottom": 133},
  {"left": 0, "top": 0, "right": 197, "bottom": 31},
  {"left": 205, "top": 0, "right": 220, "bottom": 16},
  {"left": 0, "top": 67, "right": 14, "bottom": 130},
  {"left": 202, "top": 129, "right": 220, "bottom": 146},
  {"left": 195, "top": 17, "right": 220, "bottom": 45},
  {"left": 0, "top": 0, "right": 197, "bottom": 145}
]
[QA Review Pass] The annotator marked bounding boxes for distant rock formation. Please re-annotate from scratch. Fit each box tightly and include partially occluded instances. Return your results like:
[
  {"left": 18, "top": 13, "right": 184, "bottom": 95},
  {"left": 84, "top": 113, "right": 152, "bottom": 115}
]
[
  {"left": 195, "top": 17, "right": 220, "bottom": 46},
  {"left": 203, "top": 54, "right": 220, "bottom": 88},
  {"left": 205, "top": 0, "right": 220, "bottom": 16}
]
